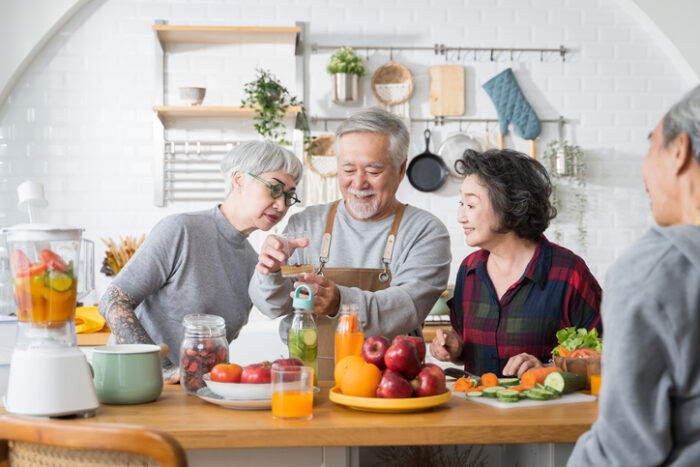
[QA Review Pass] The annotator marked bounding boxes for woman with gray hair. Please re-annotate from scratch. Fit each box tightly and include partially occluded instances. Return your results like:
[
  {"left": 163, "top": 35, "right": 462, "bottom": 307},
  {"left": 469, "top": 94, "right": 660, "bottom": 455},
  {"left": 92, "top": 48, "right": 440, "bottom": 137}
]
[
  {"left": 430, "top": 148, "right": 602, "bottom": 378},
  {"left": 99, "top": 140, "right": 303, "bottom": 384}
]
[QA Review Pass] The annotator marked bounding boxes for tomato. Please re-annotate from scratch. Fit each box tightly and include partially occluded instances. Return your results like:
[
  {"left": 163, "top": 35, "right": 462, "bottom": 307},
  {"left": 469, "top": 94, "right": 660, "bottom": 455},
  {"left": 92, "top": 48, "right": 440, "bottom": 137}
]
[
  {"left": 9, "top": 250, "right": 31, "bottom": 277},
  {"left": 40, "top": 249, "right": 68, "bottom": 272},
  {"left": 570, "top": 348, "right": 601, "bottom": 359},
  {"left": 14, "top": 262, "right": 47, "bottom": 278},
  {"left": 210, "top": 363, "right": 243, "bottom": 383}
]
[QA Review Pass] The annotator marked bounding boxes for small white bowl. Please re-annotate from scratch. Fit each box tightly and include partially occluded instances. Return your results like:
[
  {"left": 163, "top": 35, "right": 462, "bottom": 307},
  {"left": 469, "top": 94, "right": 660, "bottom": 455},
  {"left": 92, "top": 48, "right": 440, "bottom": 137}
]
[
  {"left": 178, "top": 87, "right": 206, "bottom": 106},
  {"left": 203, "top": 373, "right": 272, "bottom": 400}
]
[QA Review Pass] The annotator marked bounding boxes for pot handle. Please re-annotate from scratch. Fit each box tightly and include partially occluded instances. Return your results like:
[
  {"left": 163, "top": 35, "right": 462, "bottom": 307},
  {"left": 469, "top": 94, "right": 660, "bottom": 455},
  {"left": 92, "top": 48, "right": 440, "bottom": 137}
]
[{"left": 158, "top": 343, "right": 169, "bottom": 359}]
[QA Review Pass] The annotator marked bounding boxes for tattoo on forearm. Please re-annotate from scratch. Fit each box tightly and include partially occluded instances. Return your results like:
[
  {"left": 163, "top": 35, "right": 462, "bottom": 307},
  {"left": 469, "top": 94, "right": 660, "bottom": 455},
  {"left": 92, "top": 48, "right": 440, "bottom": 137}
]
[{"left": 98, "top": 285, "right": 154, "bottom": 345}]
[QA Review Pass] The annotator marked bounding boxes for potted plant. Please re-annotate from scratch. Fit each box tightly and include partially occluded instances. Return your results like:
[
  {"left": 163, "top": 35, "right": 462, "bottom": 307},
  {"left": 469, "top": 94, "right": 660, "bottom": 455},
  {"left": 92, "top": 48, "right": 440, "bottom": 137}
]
[
  {"left": 326, "top": 47, "right": 367, "bottom": 104},
  {"left": 241, "top": 68, "right": 305, "bottom": 146},
  {"left": 542, "top": 140, "right": 588, "bottom": 250}
]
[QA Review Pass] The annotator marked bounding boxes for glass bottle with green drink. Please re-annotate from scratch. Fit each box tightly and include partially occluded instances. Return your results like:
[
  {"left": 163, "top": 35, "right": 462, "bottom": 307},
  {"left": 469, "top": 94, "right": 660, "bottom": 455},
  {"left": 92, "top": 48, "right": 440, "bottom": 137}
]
[{"left": 288, "top": 284, "right": 318, "bottom": 386}]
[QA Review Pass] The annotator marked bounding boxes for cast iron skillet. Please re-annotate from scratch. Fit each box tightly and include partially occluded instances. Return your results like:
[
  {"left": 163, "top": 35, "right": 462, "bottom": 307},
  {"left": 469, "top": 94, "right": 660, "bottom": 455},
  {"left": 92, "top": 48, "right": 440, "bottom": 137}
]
[{"left": 407, "top": 129, "right": 448, "bottom": 192}]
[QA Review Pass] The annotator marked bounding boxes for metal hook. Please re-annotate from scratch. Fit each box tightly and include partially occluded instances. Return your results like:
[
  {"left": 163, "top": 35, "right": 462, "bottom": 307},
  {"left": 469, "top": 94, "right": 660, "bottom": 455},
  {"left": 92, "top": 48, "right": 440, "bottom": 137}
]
[
  {"left": 540, "top": 50, "right": 544, "bottom": 62},
  {"left": 390, "top": 48, "right": 393, "bottom": 61},
  {"left": 473, "top": 49, "right": 477, "bottom": 61},
  {"left": 425, "top": 120, "right": 429, "bottom": 130},
  {"left": 490, "top": 48, "right": 494, "bottom": 61},
  {"left": 324, "top": 119, "right": 328, "bottom": 132},
  {"left": 366, "top": 47, "right": 369, "bottom": 60},
  {"left": 459, "top": 120, "right": 462, "bottom": 132}
]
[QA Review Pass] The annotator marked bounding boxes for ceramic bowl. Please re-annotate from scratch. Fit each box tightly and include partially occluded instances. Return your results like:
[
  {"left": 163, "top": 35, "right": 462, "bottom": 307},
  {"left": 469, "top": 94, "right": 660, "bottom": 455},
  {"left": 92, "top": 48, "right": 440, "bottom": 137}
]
[
  {"left": 203, "top": 373, "right": 272, "bottom": 400},
  {"left": 178, "top": 87, "right": 206, "bottom": 106}
]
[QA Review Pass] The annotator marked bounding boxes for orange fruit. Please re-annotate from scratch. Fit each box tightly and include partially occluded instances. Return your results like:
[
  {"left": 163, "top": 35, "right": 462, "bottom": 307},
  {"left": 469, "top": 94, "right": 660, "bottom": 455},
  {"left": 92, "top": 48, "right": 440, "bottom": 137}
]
[
  {"left": 334, "top": 355, "right": 365, "bottom": 387},
  {"left": 339, "top": 361, "right": 382, "bottom": 398}
]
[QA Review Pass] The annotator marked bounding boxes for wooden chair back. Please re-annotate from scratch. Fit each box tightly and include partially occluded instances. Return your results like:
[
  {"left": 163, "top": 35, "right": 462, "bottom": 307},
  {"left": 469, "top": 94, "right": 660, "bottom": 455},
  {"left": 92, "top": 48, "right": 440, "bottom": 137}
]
[{"left": 0, "top": 415, "right": 187, "bottom": 467}]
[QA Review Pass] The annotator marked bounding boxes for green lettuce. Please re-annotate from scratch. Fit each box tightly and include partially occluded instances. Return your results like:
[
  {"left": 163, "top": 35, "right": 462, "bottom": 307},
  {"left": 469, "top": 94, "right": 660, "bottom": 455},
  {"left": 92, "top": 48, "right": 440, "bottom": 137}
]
[{"left": 552, "top": 327, "right": 602, "bottom": 355}]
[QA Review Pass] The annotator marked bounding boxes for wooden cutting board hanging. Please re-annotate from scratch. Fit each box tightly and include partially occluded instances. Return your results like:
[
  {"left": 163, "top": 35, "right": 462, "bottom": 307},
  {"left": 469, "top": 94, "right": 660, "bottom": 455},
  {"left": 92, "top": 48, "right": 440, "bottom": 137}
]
[{"left": 429, "top": 65, "right": 465, "bottom": 117}]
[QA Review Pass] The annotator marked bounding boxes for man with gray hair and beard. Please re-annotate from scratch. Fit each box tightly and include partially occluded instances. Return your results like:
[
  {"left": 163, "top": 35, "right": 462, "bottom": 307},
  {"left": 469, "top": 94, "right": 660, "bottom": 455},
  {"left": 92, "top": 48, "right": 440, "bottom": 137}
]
[
  {"left": 568, "top": 85, "right": 700, "bottom": 465},
  {"left": 249, "top": 108, "right": 451, "bottom": 380}
]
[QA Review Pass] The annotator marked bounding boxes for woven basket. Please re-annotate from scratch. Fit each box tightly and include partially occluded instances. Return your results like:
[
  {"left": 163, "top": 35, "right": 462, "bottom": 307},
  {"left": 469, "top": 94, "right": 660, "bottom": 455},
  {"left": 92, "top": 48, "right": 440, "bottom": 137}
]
[
  {"left": 371, "top": 62, "right": 414, "bottom": 105},
  {"left": 305, "top": 134, "right": 337, "bottom": 178}
]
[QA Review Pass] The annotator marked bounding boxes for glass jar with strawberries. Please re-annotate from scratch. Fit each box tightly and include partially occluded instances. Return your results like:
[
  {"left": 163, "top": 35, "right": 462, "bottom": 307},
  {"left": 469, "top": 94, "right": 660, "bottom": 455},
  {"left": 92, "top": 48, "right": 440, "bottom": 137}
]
[{"left": 179, "top": 314, "right": 228, "bottom": 395}]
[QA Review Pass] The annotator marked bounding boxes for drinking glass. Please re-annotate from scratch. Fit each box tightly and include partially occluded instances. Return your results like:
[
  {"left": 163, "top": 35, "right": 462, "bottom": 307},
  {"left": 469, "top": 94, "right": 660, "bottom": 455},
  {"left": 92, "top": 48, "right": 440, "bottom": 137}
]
[
  {"left": 278, "top": 231, "right": 313, "bottom": 278},
  {"left": 334, "top": 304, "right": 364, "bottom": 366},
  {"left": 271, "top": 366, "right": 314, "bottom": 421},
  {"left": 590, "top": 374, "right": 602, "bottom": 395}
]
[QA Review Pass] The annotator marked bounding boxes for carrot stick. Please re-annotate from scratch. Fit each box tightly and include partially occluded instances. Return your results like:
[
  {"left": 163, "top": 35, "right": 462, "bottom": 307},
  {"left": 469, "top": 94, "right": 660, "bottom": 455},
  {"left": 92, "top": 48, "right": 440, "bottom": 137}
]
[
  {"left": 521, "top": 367, "right": 562, "bottom": 388},
  {"left": 452, "top": 376, "right": 471, "bottom": 392},
  {"left": 481, "top": 373, "right": 499, "bottom": 387},
  {"left": 556, "top": 346, "right": 571, "bottom": 357}
]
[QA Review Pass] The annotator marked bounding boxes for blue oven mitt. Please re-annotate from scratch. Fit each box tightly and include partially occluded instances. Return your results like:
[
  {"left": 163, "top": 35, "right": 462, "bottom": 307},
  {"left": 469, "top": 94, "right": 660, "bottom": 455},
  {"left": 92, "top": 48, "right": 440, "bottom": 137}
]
[{"left": 482, "top": 68, "right": 541, "bottom": 140}]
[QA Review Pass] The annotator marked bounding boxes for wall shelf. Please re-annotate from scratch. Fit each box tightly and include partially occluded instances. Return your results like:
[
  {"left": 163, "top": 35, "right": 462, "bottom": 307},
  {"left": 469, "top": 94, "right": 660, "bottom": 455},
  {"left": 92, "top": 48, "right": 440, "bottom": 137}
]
[
  {"left": 152, "top": 25, "right": 301, "bottom": 44},
  {"left": 153, "top": 105, "right": 302, "bottom": 119}
]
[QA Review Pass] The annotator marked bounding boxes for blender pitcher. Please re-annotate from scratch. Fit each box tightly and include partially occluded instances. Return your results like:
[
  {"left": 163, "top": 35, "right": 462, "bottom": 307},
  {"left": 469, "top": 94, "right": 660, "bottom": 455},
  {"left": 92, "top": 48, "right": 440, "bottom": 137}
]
[{"left": 2, "top": 225, "right": 98, "bottom": 417}]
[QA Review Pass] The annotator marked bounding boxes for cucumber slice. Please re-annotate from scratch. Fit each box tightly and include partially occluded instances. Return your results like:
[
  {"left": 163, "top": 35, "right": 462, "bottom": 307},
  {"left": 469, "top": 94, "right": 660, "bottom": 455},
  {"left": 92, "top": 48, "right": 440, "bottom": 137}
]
[
  {"left": 498, "top": 378, "right": 520, "bottom": 387},
  {"left": 524, "top": 389, "right": 552, "bottom": 401},
  {"left": 482, "top": 386, "right": 505, "bottom": 398},
  {"left": 303, "top": 329, "right": 317, "bottom": 346},
  {"left": 48, "top": 271, "right": 73, "bottom": 292},
  {"left": 535, "top": 383, "right": 546, "bottom": 390},
  {"left": 543, "top": 371, "right": 587, "bottom": 394},
  {"left": 496, "top": 389, "right": 520, "bottom": 403},
  {"left": 466, "top": 391, "right": 483, "bottom": 397}
]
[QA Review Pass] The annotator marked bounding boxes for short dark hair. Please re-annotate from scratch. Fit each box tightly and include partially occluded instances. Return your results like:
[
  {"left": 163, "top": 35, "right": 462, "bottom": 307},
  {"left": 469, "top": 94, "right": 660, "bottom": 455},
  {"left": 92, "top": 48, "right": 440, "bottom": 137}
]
[{"left": 455, "top": 149, "right": 556, "bottom": 240}]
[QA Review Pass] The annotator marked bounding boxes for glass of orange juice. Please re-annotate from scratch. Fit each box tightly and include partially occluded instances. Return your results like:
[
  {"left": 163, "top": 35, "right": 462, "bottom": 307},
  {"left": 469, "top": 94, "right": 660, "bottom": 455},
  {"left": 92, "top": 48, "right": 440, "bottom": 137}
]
[
  {"left": 335, "top": 304, "right": 364, "bottom": 366},
  {"left": 590, "top": 374, "right": 602, "bottom": 395},
  {"left": 271, "top": 366, "right": 314, "bottom": 421}
]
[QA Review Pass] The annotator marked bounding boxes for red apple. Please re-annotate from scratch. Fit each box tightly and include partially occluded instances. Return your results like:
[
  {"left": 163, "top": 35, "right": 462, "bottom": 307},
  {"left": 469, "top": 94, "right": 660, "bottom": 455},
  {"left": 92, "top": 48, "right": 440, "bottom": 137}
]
[
  {"left": 411, "top": 363, "right": 446, "bottom": 397},
  {"left": 210, "top": 363, "right": 243, "bottom": 383},
  {"left": 377, "top": 370, "right": 414, "bottom": 398},
  {"left": 391, "top": 335, "right": 426, "bottom": 363},
  {"left": 271, "top": 358, "right": 304, "bottom": 370},
  {"left": 384, "top": 339, "right": 421, "bottom": 379},
  {"left": 240, "top": 361, "right": 272, "bottom": 384},
  {"left": 361, "top": 336, "right": 391, "bottom": 369}
]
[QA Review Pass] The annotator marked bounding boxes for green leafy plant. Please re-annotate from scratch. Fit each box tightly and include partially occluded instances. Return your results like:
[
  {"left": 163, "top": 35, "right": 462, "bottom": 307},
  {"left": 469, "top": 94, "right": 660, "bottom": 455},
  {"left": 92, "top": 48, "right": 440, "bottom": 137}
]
[
  {"left": 326, "top": 47, "right": 367, "bottom": 76},
  {"left": 542, "top": 140, "right": 588, "bottom": 250},
  {"left": 241, "top": 68, "right": 305, "bottom": 146}
]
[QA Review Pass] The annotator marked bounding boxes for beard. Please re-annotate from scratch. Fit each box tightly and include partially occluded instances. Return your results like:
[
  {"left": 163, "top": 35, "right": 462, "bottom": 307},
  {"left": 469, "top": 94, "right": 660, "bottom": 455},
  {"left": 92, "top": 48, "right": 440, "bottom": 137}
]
[{"left": 346, "top": 188, "right": 379, "bottom": 219}]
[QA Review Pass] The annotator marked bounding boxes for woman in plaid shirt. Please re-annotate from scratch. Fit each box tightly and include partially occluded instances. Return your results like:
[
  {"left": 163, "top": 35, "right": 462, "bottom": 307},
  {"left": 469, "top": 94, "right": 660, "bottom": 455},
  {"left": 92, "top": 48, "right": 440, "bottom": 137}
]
[{"left": 430, "top": 149, "right": 602, "bottom": 377}]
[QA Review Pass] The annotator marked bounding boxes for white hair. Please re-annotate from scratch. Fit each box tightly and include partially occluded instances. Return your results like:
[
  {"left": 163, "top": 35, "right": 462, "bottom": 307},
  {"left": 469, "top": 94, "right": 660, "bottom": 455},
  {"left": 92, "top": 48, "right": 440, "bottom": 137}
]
[
  {"left": 220, "top": 141, "right": 303, "bottom": 197},
  {"left": 663, "top": 84, "right": 700, "bottom": 161}
]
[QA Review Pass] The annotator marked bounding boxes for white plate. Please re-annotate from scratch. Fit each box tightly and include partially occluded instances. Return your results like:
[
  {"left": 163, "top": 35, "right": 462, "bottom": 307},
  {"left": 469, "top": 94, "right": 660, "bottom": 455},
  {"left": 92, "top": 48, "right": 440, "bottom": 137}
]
[
  {"left": 203, "top": 373, "right": 272, "bottom": 400},
  {"left": 196, "top": 387, "right": 271, "bottom": 410}
]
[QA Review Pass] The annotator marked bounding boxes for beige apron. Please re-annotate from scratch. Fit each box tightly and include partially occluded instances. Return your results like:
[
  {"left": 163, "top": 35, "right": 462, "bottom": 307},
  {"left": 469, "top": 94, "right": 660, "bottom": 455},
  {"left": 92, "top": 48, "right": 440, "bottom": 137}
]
[{"left": 315, "top": 200, "right": 407, "bottom": 381}]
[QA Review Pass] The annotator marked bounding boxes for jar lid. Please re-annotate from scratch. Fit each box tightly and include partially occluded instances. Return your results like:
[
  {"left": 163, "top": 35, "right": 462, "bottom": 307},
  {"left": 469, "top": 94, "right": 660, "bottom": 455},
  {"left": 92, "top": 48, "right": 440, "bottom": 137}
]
[
  {"left": 182, "top": 314, "right": 225, "bottom": 336},
  {"left": 292, "top": 284, "right": 314, "bottom": 310}
]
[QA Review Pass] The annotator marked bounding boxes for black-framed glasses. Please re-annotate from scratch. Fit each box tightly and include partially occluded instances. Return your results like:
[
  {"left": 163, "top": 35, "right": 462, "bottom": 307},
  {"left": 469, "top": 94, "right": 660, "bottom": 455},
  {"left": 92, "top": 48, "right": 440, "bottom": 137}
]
[{"left": 247, "top": 172, "right": 300, "bottom": 207}]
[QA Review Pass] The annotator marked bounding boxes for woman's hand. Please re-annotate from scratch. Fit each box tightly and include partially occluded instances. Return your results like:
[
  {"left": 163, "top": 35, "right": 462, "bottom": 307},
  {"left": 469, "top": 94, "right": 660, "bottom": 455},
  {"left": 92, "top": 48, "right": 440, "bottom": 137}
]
[
  {"left": 256, "top": 234, "right": 309, "bottom": 275},
  {"left": 502, "top": 353, "right": 543, "bottom": 378},
  {"left": 429, "top": 329, "right": 464, "bottom": 363},
  {"left": 293, "top": 273, "right": 340, "bottom": 316}
]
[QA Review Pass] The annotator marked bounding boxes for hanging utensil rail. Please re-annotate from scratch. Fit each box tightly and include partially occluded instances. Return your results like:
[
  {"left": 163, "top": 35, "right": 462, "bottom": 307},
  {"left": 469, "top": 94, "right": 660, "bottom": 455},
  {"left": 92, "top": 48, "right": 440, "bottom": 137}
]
[
  {"left": 310, "top": 115, "right": 567, "bottom": 127},
  {"left": 312, "top": 44, "right": 567, "bottom": 61}
]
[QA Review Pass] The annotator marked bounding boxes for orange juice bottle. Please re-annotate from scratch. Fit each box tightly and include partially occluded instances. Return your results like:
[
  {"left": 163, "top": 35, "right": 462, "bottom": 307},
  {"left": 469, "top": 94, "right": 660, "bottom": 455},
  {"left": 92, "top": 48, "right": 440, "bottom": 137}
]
[
  {"left": 334, "top": 305, "right": 364, "bottom": 366},
  {"left": 271, "top": 390, "right": 313, "bottom": 420}
]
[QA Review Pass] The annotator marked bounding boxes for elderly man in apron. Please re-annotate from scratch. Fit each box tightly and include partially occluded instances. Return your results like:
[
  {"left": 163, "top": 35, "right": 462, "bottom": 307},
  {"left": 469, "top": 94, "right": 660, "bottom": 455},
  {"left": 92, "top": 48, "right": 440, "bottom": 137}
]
[{"left": 249, "top": 108, "right": 451, "bottom": 380}]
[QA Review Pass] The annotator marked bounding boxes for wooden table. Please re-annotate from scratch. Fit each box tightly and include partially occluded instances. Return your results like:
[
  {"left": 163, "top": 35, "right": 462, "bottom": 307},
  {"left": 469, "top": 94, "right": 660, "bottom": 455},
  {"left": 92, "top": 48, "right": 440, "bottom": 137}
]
[{"left": 10, "top": 383, "right": 596, "bottom": 450}]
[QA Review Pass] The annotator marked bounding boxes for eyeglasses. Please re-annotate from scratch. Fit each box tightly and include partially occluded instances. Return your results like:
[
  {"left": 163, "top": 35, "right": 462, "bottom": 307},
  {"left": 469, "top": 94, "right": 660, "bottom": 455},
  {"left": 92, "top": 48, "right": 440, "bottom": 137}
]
[{"left": 247, "top": 172, "right": 300, "bottom": 207}]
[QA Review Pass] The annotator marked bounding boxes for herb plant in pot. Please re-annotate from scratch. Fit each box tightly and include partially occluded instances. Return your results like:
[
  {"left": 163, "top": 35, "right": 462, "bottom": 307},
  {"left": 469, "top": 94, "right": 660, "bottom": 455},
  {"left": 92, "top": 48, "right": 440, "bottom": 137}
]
[
  {"left": 241, "top": 68, "right": 305, "bottom": 146},
  {"left": 326, "top": 47, "right": 367, "bottom": 104}
]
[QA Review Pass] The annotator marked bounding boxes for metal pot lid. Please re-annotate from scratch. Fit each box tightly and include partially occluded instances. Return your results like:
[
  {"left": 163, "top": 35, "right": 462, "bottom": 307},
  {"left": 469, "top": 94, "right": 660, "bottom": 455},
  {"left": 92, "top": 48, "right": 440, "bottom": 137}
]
[{"left": 437, "top": 133, "right": 483, "bottom": 178}]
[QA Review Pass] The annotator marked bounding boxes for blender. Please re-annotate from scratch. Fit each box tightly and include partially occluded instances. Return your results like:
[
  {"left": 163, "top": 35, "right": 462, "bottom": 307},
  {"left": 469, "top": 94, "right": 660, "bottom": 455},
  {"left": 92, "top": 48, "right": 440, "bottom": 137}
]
[{"left": 2, "top": 224, "right": 98, "bottom": 417}]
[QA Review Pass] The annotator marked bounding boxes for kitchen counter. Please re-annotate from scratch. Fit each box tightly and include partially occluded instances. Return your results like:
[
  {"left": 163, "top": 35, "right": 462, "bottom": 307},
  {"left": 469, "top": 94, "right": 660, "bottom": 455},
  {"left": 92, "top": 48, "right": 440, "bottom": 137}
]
[{"left": 1, "top": 383, "right": 597, "bottom": 449}]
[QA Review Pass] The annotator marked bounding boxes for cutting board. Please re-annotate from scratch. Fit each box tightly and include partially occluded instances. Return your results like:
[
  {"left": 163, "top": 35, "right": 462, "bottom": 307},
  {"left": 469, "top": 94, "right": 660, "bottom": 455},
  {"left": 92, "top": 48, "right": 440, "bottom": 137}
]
[
  {"left": 429, "top": 65, "right": 465, "bottom": 117},
  {"left": 458, "top": 391, "right": 596, "bottom": 409}
]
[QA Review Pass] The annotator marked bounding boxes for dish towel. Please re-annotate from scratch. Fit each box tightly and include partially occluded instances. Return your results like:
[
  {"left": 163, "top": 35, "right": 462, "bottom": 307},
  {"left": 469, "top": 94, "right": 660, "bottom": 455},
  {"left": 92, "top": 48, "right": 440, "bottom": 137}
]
[
  {"left": 482, "top": 68, "right": 541, "bottom": 140},
  {"left": 75, "top": 306, "right": 107, "bottom": 334}
]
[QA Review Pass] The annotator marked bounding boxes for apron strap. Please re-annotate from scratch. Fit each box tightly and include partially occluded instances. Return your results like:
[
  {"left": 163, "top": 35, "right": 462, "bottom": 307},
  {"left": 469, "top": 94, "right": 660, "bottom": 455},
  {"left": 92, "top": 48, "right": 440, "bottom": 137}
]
[{"left": 317, "top": 200, "right": 407, "bottom": 277}]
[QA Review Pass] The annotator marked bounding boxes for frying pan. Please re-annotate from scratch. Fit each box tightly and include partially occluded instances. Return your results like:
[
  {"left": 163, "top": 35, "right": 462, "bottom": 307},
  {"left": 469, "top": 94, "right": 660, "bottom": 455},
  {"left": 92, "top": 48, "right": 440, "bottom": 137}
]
[
  {"left": 438, "top": 132, "right": 483, "bottom": 178},
  {"left": 407, "top": 129, "right": 448, "bottom": 192}
]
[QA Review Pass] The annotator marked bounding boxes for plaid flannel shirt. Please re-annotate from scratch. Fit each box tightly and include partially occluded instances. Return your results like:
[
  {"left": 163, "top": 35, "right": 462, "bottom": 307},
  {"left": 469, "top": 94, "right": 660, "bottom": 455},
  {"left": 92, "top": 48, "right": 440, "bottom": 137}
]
[{"left": 449, "top": 236, "right": 602, "bottom": 376}]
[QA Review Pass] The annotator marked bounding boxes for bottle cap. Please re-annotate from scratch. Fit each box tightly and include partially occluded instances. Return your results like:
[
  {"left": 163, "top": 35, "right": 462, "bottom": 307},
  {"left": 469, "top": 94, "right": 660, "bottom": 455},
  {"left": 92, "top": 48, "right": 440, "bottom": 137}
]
[{"left": 292, "top": 284, "right": 314, "bottom": 310}]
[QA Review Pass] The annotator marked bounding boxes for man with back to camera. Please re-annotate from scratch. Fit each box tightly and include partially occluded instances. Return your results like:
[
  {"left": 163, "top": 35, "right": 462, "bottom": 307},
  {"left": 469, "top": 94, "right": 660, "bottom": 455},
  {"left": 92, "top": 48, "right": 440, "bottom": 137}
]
[
  {"left": 249, "top": 108, "right": 452, "bottom": 380},
  {"left": 568, "top": 85, "right": 700, "bottom": 465}
]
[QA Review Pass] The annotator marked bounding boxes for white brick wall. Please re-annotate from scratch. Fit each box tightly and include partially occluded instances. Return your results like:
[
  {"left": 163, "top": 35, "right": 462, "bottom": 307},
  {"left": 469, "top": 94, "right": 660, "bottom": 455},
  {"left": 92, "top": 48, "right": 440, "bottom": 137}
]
[{"left": 0, "top": 0, "right": 693, "bottom": 304}]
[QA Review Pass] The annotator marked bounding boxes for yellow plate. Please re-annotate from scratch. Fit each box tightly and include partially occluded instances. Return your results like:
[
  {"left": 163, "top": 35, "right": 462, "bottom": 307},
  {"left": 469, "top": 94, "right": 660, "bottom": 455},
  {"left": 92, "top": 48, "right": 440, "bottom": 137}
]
[{"left": 328, "top": 387, "right": 452, "bottom": 413}]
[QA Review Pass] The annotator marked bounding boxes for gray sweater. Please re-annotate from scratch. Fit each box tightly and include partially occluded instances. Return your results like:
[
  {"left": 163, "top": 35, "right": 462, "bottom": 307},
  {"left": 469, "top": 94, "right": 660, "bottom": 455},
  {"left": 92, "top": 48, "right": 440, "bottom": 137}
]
[
  {"left": 248, "top": 201, "right": 451, "bottom": 342},
  {"left": 110, "top": 207, "right": 258, "bottom": 365},
  {"left": 568, "top": 225, "right": 700, "bottom": 466}
]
